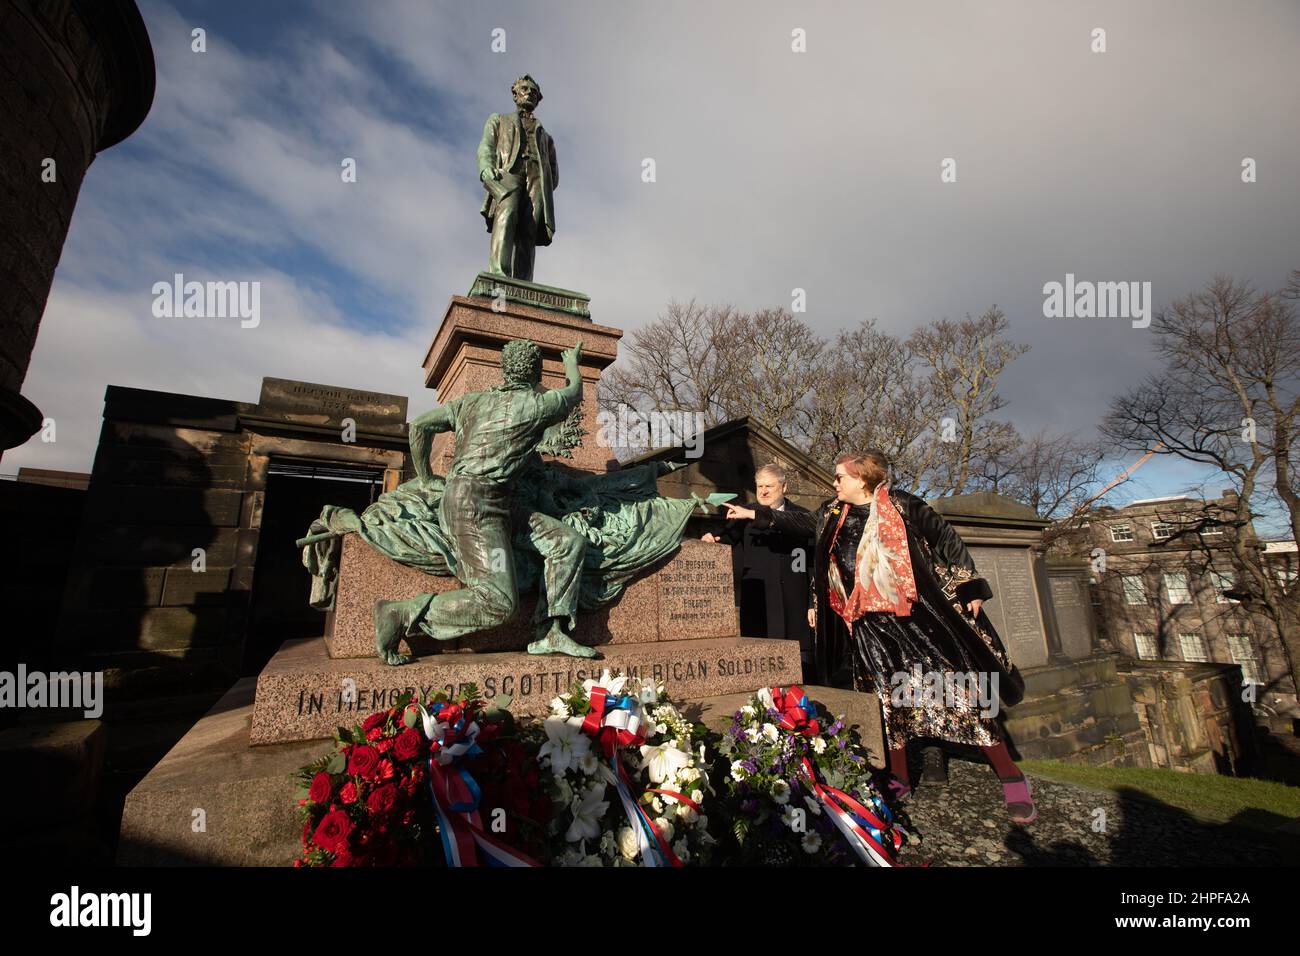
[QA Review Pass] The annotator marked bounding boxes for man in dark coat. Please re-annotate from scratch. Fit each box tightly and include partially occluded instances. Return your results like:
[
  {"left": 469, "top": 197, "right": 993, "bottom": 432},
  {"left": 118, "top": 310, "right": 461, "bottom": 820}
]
[{"left": 703, "top": 463, "right": 814, "bottom": 667}]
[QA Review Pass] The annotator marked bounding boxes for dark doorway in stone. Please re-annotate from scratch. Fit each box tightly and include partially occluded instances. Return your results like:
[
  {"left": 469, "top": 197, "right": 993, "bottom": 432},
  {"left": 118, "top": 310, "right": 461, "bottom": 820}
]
[{"left": 243, "top": 461, "right": 384, "bottom": 675}]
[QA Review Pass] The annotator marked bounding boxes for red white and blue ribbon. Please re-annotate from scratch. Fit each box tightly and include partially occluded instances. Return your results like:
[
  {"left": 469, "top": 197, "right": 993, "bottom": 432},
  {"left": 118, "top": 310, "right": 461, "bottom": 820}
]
[
  {"left": 578, "top": 672, "right": 684, "bottom": 867},
  {"left": 762, "top": 685, "right": 822, "bottom": 737},
  {"left": 798, "top": 756, "right": 901, "bottom": 867},
  {"left": 418, "top": 701, "right": 539, "bottom": 868}
]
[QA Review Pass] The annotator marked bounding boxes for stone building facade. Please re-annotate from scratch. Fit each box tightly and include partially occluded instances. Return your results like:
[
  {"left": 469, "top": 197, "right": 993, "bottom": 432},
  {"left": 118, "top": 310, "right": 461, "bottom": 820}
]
[{"left": 1051, "top": 493, "right": 1298, "bottom": 727}]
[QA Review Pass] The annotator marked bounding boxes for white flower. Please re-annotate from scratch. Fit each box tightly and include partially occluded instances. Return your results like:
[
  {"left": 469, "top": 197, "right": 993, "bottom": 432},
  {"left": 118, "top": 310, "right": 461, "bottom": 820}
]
[
  {"left": 678, "top": 766, "right": 700, "bottom": 784},
  {"left": 740, "top": 705, "right": 756, "bottom": 721},
  {"left": 762, "top": 722, "right": 780, "bottom": 742},
  {"left": 801, "top": 832, "right": 823, "bottom": 854},
  {"left": 565, "top": 784, "right": 609, "bottom": 843},
  {"left": 690, "top": 788, "right": 704, "bottom": 805},
  {"left": 655, "top": 722, "right": 668, "bottom": 735},
  {"left": 549, "top": 696, "right": 569, "bottom": 717},
  {"left": 744, "top": 727, "right": 761, "bottom": 743},
  {"left": 651, "top": 796, "right": 663, "bottom": 814},
  {"left": 803, "top": 795, "right": 823, "bottom": 816},
  {"left": 781, "top": 805, "right": 801, "bottom": 829},
  {"left": 812, "top": 736, "right": 827, "bottom": 754},
  {"left": 672, "top": 840, "right": 690, "bottom": 865},
  {"left": 640, "top": 741, "right": 691, "bottom": 785},
  {"left": 771, "top": 779, "right": 792, "bottom": 805},
  {"left": 616, "top": 826, "right": 640, "bottom": 861},
  {"left": 582, "top": 669, "right": 628, "bottom": 699},
  {"left": 654, "top": 817, "right": 675, "bottom": 844},
  {"left": 718, "top": 736, "right": 736, "bottom": 755},
  {"left": 675, "top": 802, "right": 698, "bottom": 824},
  {"left": 554, "top": 777, "right": 573, "bottom": 806},
  {"left": 539, "top": 716, "right": 591, "bottom": 777},
  {"left": 756, "top": 688, "right": 776, "bottom": 711},
  {"left": 578, "top": 752, "right": 600, "bottom": 776},
  {"left": 730, "top": 760, "right": 748, "bottom": 782}
]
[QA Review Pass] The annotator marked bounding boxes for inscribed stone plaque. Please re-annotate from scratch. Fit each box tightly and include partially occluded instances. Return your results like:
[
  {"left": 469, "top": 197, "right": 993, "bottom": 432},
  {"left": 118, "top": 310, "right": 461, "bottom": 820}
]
[
  {"left": 1049, "top": 575, "right": 1094, "bottom": 660},
  {"left": 257, "top": 378, "right": 408, "bottom": 433},
  {"left": 969, "top": 546, "right": 1049, "bottom": 668},
  {"left": 657, "top": 553, "right": 736, "bottom": 638}
]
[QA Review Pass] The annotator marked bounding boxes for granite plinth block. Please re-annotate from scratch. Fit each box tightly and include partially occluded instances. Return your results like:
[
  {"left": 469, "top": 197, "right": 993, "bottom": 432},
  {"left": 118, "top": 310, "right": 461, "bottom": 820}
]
[
  {"left": 421, "top": 295, "right": 623, "bottom": 473},
  {"left": 325, "top": 534, "right": 737, "bottom": 659},
  {"left": 252, "top": 635, "right": 802, "bottom": 745},
  {"left": 118, "top": 678, "right": 326, "bottom": 866}
]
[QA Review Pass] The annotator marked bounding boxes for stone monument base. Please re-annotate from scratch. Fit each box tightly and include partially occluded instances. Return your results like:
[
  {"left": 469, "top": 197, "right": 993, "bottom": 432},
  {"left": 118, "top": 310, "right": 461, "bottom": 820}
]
[{"left": 252, "top": 635, "right": 803, "bottom": 745}]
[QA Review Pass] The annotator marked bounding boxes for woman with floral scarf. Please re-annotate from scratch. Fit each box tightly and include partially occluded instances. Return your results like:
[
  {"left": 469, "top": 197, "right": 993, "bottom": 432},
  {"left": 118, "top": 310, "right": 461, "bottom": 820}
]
[{"left": 723, "top": 450, "right": 1036, "bottom": 824}]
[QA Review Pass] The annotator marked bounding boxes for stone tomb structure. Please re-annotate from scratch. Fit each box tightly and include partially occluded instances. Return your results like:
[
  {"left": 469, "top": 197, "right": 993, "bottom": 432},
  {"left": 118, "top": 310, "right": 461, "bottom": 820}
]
[{"left": 930, "top": 493, "right": 1146, "bottom": 766}]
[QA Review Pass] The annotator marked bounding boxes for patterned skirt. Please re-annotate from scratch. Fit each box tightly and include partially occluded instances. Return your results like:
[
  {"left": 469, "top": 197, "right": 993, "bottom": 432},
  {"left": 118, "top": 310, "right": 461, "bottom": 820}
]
[{"left": 846, "top": 586, "right": 1003, "bottom": 750}]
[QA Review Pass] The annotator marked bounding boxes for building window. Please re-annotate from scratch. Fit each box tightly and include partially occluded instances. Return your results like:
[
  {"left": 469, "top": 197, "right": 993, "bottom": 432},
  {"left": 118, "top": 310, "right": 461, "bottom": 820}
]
[
  {"left": 1121, "top": 575, "right": 1147, "bottom": 605},
  {"left": 1276, "top": 566, "right": 1298, "bottom": 589},
  {"left": 1164, "top": 571, "right": 1191, "bottom": 604},
  {"left": 1228, "top": 634, "right": 1264, "bottom": 684},
  {"left": 1179, "top": 632, "right": 1209, "bottom": 663},
  {"left": 1210, "top": 569, "right": 1237, "bottom": 603},
  {"left": 1133, "top": 633, "right": 1157, "bottom": 660},
  {"left": 1110, "top": 524, "right": 1134, "bottom": 542},
  {"left": 1200, "top": 525, "right": 1224, "bottom": 537},
  {"left": 1151, "top": 521, "right": 1178, "bottom": 540}
]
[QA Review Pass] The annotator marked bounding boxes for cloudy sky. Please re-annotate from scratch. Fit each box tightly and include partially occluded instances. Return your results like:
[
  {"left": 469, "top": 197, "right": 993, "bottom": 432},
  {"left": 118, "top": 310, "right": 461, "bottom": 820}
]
[{"left": 8, "top": 0, "right": 1299, "bottom": 514}]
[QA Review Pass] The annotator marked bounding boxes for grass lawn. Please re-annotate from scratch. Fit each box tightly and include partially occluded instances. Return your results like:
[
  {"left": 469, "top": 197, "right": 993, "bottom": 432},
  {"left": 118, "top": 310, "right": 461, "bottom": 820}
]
[{"left": 1020, "top": 759, "right": 1300, "bottom": 834}]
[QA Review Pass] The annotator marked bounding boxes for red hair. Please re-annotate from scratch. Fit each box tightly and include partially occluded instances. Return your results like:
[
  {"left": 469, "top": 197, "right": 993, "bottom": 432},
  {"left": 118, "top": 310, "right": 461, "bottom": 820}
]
[{"left": 834, "top": 450, "right": 890, "bottom": 491}]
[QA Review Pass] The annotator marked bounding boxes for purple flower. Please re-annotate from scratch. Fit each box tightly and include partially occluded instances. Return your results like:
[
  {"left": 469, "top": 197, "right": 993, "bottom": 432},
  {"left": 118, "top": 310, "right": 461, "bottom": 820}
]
[{"left": 741, "top": 759, "right": 759, "bottom": 774}]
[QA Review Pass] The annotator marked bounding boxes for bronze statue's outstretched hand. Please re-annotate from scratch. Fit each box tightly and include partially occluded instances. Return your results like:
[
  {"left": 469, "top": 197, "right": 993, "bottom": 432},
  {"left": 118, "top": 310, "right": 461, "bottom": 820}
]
[{"left": 561, "top": 340, "right": 583, "bottom": 367}]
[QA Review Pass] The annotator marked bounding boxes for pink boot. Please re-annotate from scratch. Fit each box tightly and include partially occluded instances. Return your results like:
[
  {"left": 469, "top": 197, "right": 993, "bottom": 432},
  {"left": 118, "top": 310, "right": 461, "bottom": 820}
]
[{"left": 1001, "top": 775, "right": 1036, "bottom": 824}]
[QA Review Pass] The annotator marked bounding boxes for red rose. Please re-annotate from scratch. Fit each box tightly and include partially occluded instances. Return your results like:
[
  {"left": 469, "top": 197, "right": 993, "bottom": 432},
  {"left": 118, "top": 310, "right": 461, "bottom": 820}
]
[
  {"left": 374, "top": 736, "right": 395, "bottom": 753},
  {"left": 367, "top": 784, "right": 398, "bottom": 818},
  {"left": 339, "top": 781, "right": 359, "bottom": 804},
  {"left": 393, "top": 727, "right": 423, "bottom": 761},
  {"left": 362, "top": 712, "right": 387, "bottom": 734},
  {"left": 313, "top": 809, "right": 353, "bottom": 853},
  {"left": 378, "top": 759, "right": 396, "bottom": 781},
  {"left": 308, "top": 772, "right": 333, "bottom": 804},
  {"left": 347, "top": 745, "right": 380, "bottom": 779},
  {"left": 366, "top": 726, "right": 384, "bottom": 742}
]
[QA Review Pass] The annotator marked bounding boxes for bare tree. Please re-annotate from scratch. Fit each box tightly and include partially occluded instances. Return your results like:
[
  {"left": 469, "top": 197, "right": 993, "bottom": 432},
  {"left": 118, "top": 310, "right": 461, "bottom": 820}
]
[
  {"left": 1001, "top": 430, "right": 1109, "bottom": 522},
  {"left": 905, "top": 307, "right": 1031, "bottom": 496},
  {"left": 597, "top": 300, "right": 749, "bottom": 455},
  {"left": 1102, "top": 272, "right": 1300, "bottom": 704}
]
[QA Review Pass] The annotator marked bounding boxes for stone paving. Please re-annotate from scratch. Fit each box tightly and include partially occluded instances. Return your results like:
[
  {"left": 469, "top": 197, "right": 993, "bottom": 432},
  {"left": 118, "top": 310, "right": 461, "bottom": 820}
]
[{"left": 892, "top": 758, "right": 1300, "bottom": 867}]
